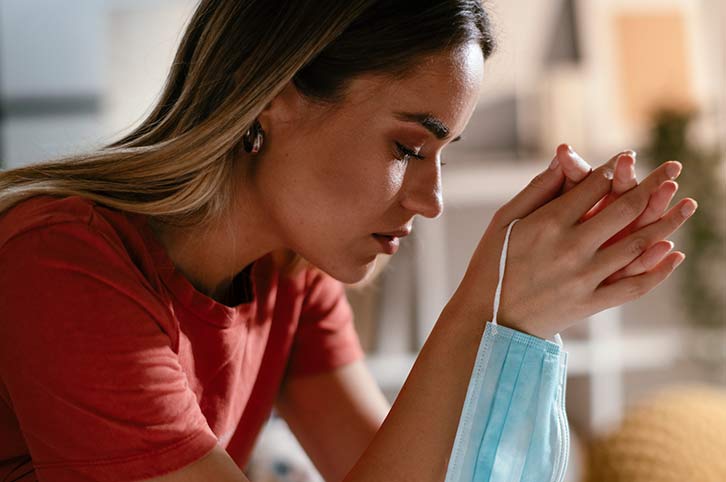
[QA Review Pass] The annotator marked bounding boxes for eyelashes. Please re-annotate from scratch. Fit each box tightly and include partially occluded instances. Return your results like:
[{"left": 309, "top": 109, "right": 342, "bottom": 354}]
[
  {"left": 394, "top": 141, "right": 447, "bottom": 166},
  {"left": 394, "top": 141, "right": 424, "bottom": 161}
]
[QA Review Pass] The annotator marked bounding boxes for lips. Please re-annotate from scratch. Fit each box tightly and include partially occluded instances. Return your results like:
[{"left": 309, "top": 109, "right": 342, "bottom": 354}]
[
  {"left": 374, "top": 228, "right": 411, "bottom": 238},
  {"left": 371, "top": 233, "right": 400, "bottom": 255},
  {"left": 372, "top": 233, "right": 395, "bottom": 241}
]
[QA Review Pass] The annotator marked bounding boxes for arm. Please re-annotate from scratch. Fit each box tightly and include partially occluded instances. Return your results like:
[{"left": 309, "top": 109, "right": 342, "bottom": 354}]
[
  {"left": 142, "top": 446, "right": 251, "bottom": 482},
  {"left": 146, "top": 325, "right": 388, "bottom": 482},
  {"left": 342, "top": 158, "right": 692, "bottom": 481},
  {"left": 274, "top": 359, "right": 390, "bottom": 482},
  {"left": 141, "top": 149, "right": 680, "bottom": 482}
]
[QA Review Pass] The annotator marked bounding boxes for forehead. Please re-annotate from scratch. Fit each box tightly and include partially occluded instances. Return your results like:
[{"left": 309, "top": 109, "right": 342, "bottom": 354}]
[{"left": 339, "top": 44, "right": 484, "bottom": 134}]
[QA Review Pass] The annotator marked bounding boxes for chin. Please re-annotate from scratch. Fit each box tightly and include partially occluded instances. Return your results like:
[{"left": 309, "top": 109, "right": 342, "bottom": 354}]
[{"left": 311, "top": 254, "right": 379, "bottom": 285}]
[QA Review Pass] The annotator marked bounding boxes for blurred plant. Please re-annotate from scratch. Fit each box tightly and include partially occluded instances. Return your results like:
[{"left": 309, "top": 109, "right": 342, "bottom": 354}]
[{"left": 646, "top": 108, "right": 726, "bottom": 329}]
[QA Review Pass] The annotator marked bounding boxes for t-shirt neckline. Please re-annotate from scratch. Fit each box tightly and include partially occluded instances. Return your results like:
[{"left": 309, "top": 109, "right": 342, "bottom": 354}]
[{"left": 130, "top": 213, "right": 260, "bottom": 326}]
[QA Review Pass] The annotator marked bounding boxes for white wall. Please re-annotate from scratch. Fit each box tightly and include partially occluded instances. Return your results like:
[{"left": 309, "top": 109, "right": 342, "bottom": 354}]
[{"left": 0, "top": 0, "right": 196, "bottom": 167}]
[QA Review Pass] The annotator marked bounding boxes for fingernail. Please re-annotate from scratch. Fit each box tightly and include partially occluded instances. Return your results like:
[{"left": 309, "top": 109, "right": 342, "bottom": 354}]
[
  {"left": 616, "top": 156, "right": 630, "bottom": 181},
  {"left": 569, "top": 148, "right": 591, "bottom": 172},
  {"left": 549, "top": 155, "right": 560, "bottom": 170},
  {"left": 626, "top": 149, "right": 637, "bottom": 160},
  {"left": 672, "top": 255, "right": 685, "bottom": 269},
  {"left": 617, "top": 152, "right": 634, "bottom": 167},
  {"left": 667, "top": 162, "right": 682, "bottom": 179},
  {"left": 681, "top": 201, "right": 697, "bottom": 217}
]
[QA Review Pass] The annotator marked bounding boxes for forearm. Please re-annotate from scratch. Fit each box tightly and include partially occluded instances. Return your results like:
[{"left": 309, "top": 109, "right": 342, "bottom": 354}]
[{"left": 343, "top": 295, "right": 491, "bottom": 482}]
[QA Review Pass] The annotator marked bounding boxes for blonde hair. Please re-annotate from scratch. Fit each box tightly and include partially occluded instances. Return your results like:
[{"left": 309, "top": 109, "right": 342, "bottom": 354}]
[
  {"left": 0, "top": 1, "right": 372, "bottom": 277},
  {"left": 0, "top": 1, "right": 496, "bottom": 280}
]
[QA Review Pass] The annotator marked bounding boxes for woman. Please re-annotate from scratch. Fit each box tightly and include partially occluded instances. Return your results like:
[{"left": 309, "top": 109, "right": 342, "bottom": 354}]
[{"left": 0, "top": 1, "right": 696, "bottom": 481}]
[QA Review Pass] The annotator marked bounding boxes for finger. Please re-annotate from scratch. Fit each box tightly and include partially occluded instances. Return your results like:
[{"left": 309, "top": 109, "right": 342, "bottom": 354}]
[
  {"left": 590, "top": 197, "right": 696, "bottom": 283},
  {"left": 602, "top": 239, "right": 675, "bottom": 285},
  {"left": 498, "top": 161, "right": 566, "bottom": 223},
  {"left": 577, "top": 160, "right": 683, "bottom": 249},
  {"left": 589, "top": 252, "right": 685, "bottom": 313},
  {"left": 631, "top": 180, "right": 678, "bottom": 229},
  {"left": 557, "top": 144, "right": 591, "bottom": 193},
  {"left": 547, "top": 154, "right": 621, "bottom": 225},
  {"left": 578, "top": 150, "right": 638, "bottom": 220},
  {"left": 612, "top": 152, "right": 637, "bottom": 195},
  {"left": 599, "top": 180, "right": 678, "bottom": 249},
  {"left": 580, "top": 193, "right": 615, "bottom": 223}
]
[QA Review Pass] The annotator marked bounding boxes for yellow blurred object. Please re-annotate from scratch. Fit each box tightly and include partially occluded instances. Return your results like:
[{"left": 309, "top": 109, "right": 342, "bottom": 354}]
[{"left": 585, "top": 384, "right": 726, "bottom": 482}]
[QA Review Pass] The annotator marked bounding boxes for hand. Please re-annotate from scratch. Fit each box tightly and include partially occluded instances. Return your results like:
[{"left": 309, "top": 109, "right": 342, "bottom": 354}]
[
  {"left": 553, "top": 144, "right": 682, "bottom": 285},
  {"left": 451, "top": 156, "right": 697, "bottom": 340}
]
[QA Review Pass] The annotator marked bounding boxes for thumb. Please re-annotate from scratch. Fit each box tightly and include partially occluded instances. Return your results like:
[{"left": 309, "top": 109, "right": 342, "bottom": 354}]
[
  {"left": 558, "top": 143, "right": 593, "bottom": 194},
  {"left": 497, "top": 156, "right": 566, "bottom": 223}
]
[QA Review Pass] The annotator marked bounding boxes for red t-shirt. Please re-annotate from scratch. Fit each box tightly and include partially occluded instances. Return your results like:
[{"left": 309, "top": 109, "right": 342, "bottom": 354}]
[{"left": 0, "top": 195, "right": 365, "bottom": 481}]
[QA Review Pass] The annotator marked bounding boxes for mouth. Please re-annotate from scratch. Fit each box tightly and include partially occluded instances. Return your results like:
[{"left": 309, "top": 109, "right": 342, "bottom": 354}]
[{"left": 372, "top": 233, "right": 400, "bottom": 255}]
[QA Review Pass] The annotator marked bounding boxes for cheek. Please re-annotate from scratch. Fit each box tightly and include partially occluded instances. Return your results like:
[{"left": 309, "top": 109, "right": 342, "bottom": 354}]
[
  {"left": 330, "top": 160, "right": 405, "bottom": 218},
  {"left": 313, "top": 150, "right": 406, "bottom": 214},
  {"left": 388, "top": 161, "right": 406, "bottom": 192},
  {"left": 264, "top": 129, "right": 407, "bottom": 236}
]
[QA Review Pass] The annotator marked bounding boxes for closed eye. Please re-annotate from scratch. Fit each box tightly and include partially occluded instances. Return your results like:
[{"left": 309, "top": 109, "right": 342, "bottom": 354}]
[
  {"left": 394, "top": 141, "right": 449, "bottom": 166},
  {"left": 395, "top": 141, "right": 425, "bottom": 161}
]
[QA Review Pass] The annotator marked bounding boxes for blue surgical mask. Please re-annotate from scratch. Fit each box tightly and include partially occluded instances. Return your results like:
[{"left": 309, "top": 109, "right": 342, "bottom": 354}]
[{"left": 445, "top": 218, "right": 570, "bottom": 482}]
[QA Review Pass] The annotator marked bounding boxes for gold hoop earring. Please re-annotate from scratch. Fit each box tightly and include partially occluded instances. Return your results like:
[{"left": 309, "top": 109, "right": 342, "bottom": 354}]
[{"left": 243, "top": 119, "right": 265, "bottom": 154}]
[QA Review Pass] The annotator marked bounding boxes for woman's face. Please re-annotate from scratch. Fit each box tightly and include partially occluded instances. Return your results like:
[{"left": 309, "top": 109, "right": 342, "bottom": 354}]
[{"left": 251, "top": 43, "right": 485, "bottom": 284}]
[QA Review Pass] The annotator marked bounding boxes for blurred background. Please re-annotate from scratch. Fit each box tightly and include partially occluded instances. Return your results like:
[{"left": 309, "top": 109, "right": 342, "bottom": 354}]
[{"left": 1, "top": 0, "right": 724, "bottom": 481}]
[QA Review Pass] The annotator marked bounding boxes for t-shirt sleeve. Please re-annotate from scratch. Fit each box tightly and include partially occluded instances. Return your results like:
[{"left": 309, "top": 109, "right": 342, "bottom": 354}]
[
  {"left": 285, "top": 268, "right": 366, "bottom": 379},
  {"left": 0, "top": 221, "right": 218, "bottom": 481}
]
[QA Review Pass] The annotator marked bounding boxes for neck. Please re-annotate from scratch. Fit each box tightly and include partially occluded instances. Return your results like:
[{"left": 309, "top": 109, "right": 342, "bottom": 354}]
[{"left": 146, "top": 189, "right": 283, "bottom": 303}]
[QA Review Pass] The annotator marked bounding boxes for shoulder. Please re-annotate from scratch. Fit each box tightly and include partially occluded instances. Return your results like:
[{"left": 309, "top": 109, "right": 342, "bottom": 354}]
[
  {"left": 0, "top": 194, "right": 165, "bottom": 297},
  {"left": 0, "top": 194, "right": 96, "bottom": 246},
  {"left": 0, "top": 195, "right": 175, "bottom": 342},
  {"left": 0, "top": 194, "right": 138, "bottom": 249}
]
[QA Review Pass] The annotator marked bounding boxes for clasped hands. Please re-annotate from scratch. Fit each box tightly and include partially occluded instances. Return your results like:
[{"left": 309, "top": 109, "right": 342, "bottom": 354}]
[
  {"left": 454, "top": 143, "right": 698, "bottom": 341},
  {"left": 552, "top": 144, "right": 689, "bottom": 284}
]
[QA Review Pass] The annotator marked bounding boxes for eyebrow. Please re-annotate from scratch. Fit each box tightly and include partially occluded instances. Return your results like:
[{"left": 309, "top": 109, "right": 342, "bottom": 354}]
[{"left": 393, "top": 111, "right": 462, "bottom": 142}]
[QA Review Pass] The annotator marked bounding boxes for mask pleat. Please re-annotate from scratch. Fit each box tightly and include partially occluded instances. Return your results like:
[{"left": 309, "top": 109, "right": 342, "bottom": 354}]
[
  {"left": 521, "top": 351, "right": 564, "bottom": 482},
  {"left": 447, "top": 323, "right": 502, "bottom": 481},
  {"left": 454, "top": 325, "right": 508, "bottom": 480},
  {"left": 444, "top": 322, "right": 569, "bottom": 482},
  {"left": 472, "top": 331, "right": 522, "bottom": 479},
  {"left": 488, "top": 340, "right": 546, "bottom": 481}
]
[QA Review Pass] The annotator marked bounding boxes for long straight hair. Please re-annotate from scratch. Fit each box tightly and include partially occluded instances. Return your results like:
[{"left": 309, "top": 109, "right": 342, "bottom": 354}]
[{"left": 0, "top": 0, "right": 495, "bottom": 277}]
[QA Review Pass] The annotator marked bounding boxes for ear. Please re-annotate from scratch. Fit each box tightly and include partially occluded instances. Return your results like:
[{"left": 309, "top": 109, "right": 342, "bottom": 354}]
[{"left": 257, "top": 80, "right": 308, "bottom": 129}]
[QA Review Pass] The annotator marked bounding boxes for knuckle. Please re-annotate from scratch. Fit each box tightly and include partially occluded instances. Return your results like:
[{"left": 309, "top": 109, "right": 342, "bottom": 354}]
[
  {"left": 615, "top": 197, "right": 643, "bottom": 220},
  {"left": 628, "top": 237, "right": 649, "bottom": 257},
  {"left": 556, "top": 242, "right": 582, "bottom": 272},
  {"left": 624, "top": 279, "right": 649, "bottom": 300},
  {"left": 616, "top": 265, "right": 633, "bottom": 280},
  {"left": 628, "top": 258, "right": 646, "bottom": 276},
  {"left": 673, "top": 208, "right": 687, "bottom": 225},
  {"left": 557, "top": 236, "right": 581, "bottom": 260},
  {"left": 527, "top": 172, "right": 550, "bottom": 191},
  {"left": 576, "top": 267, "right": 599, "bottom": 292},
  {"left": 539, "top": 215, "right": 563, "bottom": 237}
]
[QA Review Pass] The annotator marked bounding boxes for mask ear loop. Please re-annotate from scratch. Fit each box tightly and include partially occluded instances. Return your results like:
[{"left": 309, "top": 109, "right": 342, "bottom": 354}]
[{"left": 491, "top": 218, "right": 564, "bottom": 348}]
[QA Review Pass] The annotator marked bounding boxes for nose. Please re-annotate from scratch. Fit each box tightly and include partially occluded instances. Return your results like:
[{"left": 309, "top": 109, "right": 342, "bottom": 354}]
[{"left": 400, "top": 160, "right": 444, "bottom": 219}]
